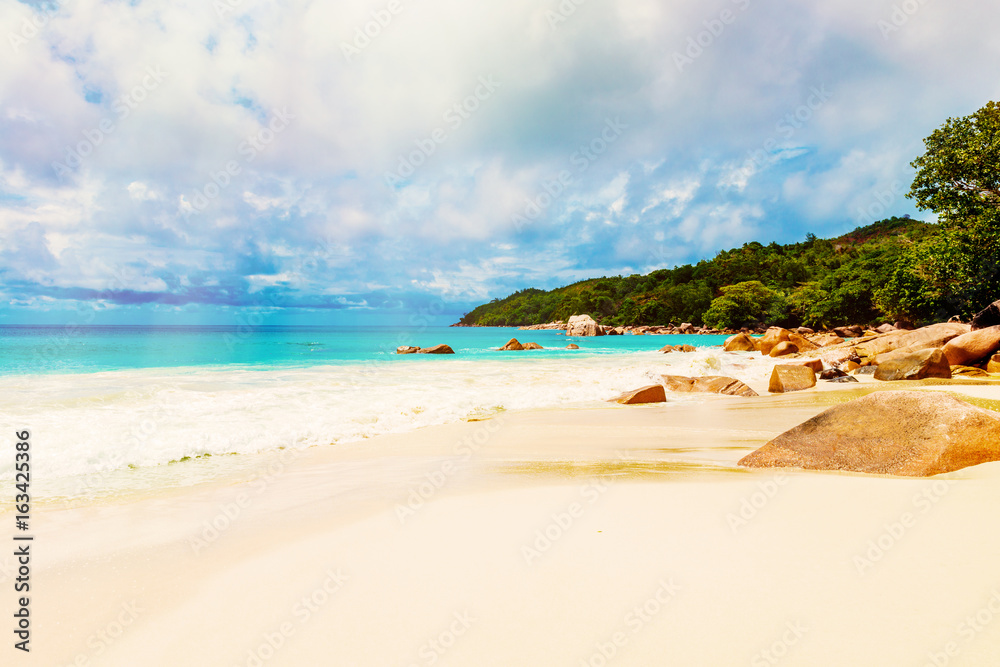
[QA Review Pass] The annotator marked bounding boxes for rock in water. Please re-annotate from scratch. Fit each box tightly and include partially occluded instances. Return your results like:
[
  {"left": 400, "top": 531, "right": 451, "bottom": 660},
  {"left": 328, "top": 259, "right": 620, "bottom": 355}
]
[
  {"left": 723, "top": 333, "right": 758, "bottom": 352},
  {"left": 566, "top": 344, "right": 580, "bottom": 350},
  {"left": 972, "top": 300, "right": 1000, "bottom": 330},
  {"left": 522, "top": 342, "right": 543, "bottom": 350},
  {"left": 769, "top": 341, "right": 799, "bottom": 358},
  {"left": 738, "top": 391, "right": 1000, "bottom": 476},
  {"left": 396, "top": 346, "right": 420, "bottom": 354},
  {"left": 499, "top": 338, "right": 524, "bottom": 351},
  {"left": 768, "top": 365, "right": 816, "bottom": 393},
  {"left": 660, "top": 375, "right": 758, "bottom": 397},
  {"left": 942, "top": 325, "right": 1000, "bottom": 366},
  {"left": 873, "top": 349, "right": 952, "bottom": 381},
  {"left": 566, "top": 314, "right": 605, "bottom": 337},
  {"left": 418, "top": 344, "right": 455, "bottom": 354},
  {"left": 611, "top": 385, "right": 667, "bottom": 405}
]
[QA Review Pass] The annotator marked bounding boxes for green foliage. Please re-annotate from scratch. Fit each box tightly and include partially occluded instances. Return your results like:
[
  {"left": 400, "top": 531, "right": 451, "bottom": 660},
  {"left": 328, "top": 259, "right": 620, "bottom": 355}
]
[
  {"left": 909, "top": 101, "right": 1000, "bottom": 223},
  {"left": 459, "top": 218, "right": 930, "bottom": 329},
  {"left": 702, "top": 281, "right": 786, "bottom": 330},
  {"left": 875, "top": 100, "right": 1000, "bottom": 320}
]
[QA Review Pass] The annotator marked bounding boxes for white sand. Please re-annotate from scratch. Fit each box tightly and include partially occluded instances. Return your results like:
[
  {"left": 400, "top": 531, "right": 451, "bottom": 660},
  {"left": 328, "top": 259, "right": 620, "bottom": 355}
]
[{"left": 6, "top": 385, "right": 1000, "bottom": 666}]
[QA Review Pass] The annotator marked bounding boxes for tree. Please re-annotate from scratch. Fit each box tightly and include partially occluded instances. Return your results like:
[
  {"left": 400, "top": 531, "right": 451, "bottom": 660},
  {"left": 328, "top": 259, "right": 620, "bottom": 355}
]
[
  {"left": 702, "top": 281, "right": 787, "bottom": 330},
  {"left": 893, "top": 101, "right": 1000, "bottom": 319},
  {"left": 909, "top": 101, "right": 1000, "bottom": 222}
]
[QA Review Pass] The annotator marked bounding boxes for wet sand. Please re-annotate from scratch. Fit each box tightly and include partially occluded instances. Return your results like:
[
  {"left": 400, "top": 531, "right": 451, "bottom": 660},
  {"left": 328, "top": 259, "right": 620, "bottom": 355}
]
[{"left": 6, "top": 382, "right": 1000, "bottom": 666}]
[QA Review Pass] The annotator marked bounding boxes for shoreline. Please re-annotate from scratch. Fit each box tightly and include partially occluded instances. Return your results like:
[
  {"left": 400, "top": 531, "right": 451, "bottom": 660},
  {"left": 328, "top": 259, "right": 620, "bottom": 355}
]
[{"left": 7, "top": 380, "right": 1000, "bottom": 664}]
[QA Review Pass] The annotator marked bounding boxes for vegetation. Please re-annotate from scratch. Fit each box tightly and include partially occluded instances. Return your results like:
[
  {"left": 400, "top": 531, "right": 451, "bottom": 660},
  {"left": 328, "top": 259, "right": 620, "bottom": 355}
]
[
  {"left": 460, "top": 102, "right": 1000, "bottom": 330},
  {"left": 877, "top": 101, "right": 1000, "bottom": 321},
  {"left": 460, "top": 217, "right": 932, "bottom": 329}
]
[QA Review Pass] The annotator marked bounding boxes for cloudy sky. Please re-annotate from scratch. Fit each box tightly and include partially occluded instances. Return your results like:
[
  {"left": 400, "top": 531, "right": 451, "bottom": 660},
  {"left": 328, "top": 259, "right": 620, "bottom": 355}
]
[{"left": 1, "top": 0, "right": 998, "bottom": 324}]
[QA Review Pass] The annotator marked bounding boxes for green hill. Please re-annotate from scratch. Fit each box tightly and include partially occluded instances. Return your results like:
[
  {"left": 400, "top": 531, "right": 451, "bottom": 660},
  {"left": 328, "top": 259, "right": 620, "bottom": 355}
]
[{"left": 458, "top": 217, "right": 935, "bottom": 329}]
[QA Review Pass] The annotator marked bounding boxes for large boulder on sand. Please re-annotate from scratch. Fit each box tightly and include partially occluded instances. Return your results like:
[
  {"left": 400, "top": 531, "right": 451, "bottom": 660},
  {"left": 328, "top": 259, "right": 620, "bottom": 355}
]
[
  {"left": 611, "top": 385, "right": 667, "bottom": 405},
  {"left": 499, "top": 338, "right": 524, "bottom": 351},
  {"left": 566, "top": 314, "right": 604, "bottom": 337},
  {"left": 972, "top": 300, "right": 1000, "bottom": 330},
  {"left": 942, "top": 325, "right": 1000, "bottom": 366},
  {"left": 418, "top": 344, "right": 455, "bottom": 354},
  {"left": 661, "top": 375, "right": 758, "bottom": 397},
  {"left": 723, "top": 333, "right": 759, "bottom": 352},
  {"left": 738, "top": 391, "right": 1000, "bottom": 476},
  {"left": 768, "top": 365, "right": 816, "bottom": 393},
  {"left": 873, "top": 349, "right": 952, "bottom": 381}
]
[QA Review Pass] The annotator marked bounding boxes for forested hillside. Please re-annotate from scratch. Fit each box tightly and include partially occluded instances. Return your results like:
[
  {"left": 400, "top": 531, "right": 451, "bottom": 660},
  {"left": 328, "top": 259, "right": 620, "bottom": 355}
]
[{"left": 457, "top": 217, "right": 933, "bottom": 329}]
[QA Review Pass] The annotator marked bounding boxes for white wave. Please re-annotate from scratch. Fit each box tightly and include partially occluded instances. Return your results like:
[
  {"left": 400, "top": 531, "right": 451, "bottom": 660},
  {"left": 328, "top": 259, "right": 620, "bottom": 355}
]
[{"left": 0, "top": 351, "right": 777, "bottom": 494}]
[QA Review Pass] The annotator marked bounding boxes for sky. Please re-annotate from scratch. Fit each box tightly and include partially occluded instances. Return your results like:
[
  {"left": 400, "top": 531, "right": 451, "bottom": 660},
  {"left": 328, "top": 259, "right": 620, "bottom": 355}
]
[{"left": 1, "top": 0, "right": 998, "bottom": 325}]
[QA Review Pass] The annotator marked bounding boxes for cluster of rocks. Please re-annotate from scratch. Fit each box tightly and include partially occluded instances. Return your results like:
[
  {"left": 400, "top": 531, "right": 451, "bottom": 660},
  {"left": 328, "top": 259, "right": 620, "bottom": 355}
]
[
  {"left": 498, "top": 338, "right": 544, "bottom": 351},
  {"left": 395, "top": 344, "right": 455, "bottom": 355}
]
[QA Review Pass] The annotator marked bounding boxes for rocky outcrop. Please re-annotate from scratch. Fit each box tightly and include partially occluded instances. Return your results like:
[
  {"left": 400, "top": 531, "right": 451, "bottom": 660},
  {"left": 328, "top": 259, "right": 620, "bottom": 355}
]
[
  {"left": 942, "top": 325, "right": 1000, "bottom": 366},
  {"left": 738, "top": 391, "right": 1000, "bottom": 476},
  {"left": 660, "top": 375, "right": 758, "bottom": 397},
  {"left": 611, "top": 385, "right": 667, "bottom": 405},
  {"left": 873, "top": 349, "right": 951, "bottom": 381},
  {"left": 417, "top": 344, "right": 455, "bottom": 354},
  {"left": 859, "top": 322, "right": 970, "bottom": 361},
  {"left": 566, "top": 314, "right": 604, "bottom": 337},
  {"left": 396, "top": 346, "right": 420, "bottom": 354},
  {"left": 724, "top": 333, "right": 759, "bottom": 352},
  {"left": 759, "top": 328, "right": 790, "bottom": 356},
  {"left": 769, "top": 342, "right": 799, "bottom": 358},
  {"left": 972, "top": 300, "right": 1000, "bottom": 330},
  {"left": 788, "top": 333, "right": 819, "bottom": 352},
  {"left": 522, "top": 342, "right": 544, "bottom": 350},
  {"left": 768, "top": 365, "right": 816, "bottom": 393},
  {"left": 811, "top": 333, "right": 845, "bottom": 348},
  {"left": 499, "top": 338, "right": 524, "bottom": 351},
  {"left": 678, "top": 323, "right": 695, "bottom": 334}
]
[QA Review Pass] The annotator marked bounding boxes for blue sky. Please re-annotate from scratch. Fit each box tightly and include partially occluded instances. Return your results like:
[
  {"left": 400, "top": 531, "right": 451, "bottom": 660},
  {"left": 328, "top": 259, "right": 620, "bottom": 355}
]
[{"left": 1, "top": 0, "right": 998, "bottom": 325}]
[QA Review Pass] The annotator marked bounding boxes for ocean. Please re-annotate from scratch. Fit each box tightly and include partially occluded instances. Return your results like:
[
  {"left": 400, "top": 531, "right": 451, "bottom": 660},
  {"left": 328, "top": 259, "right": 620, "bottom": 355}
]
[{"left": 0, "top": 325, "right": 769, "bottom": 500}]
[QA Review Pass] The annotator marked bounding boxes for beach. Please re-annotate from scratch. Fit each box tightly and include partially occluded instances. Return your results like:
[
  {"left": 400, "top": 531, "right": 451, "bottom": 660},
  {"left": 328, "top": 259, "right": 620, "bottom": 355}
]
[{"left": 7, "top": 375, "right": 1000, "bottom": 666}]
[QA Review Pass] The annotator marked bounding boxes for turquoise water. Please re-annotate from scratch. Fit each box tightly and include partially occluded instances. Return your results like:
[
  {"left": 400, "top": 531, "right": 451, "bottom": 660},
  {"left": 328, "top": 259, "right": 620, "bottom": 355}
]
[
  {"left": 0, "top": 325, "right": 727, "bottom": 376},
  {"left": 2, "top": 325, "right": 753, "bottom": 497}
]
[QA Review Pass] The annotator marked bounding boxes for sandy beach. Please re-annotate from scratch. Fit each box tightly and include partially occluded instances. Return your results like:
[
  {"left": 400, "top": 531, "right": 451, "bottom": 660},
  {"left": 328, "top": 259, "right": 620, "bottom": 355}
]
[{"left": 7, "top": 380, "right": 1000, "bottom": 666}]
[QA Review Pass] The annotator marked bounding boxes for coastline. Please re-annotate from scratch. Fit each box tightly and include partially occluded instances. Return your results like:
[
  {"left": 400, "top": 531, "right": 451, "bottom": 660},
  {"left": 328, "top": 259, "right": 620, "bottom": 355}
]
[{"left": 9, "top": 380, "right": 1000, "bottom": 665}]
